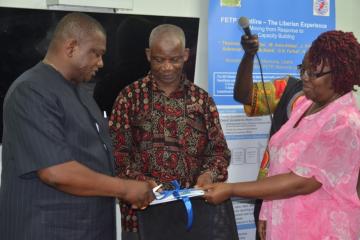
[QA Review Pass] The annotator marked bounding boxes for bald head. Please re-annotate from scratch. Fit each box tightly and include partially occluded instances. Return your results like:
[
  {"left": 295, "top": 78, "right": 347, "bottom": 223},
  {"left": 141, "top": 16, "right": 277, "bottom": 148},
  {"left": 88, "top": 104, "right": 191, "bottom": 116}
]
[
  {"left": 148, "top": 24, "right": 186, "bottom": 49},
  {"left": 43, "top": 12, "right": 107, "bottom": 84},
  {"left": 49, "top": 12, "right": 106, "bottom": 51}
]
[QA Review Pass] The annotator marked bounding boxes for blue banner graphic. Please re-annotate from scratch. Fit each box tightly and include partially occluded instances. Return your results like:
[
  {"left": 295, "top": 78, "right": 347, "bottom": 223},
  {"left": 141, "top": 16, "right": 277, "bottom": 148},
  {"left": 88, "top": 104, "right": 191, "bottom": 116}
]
[{"left": 208, "top": 0, "right": 335, "bottom": 105}]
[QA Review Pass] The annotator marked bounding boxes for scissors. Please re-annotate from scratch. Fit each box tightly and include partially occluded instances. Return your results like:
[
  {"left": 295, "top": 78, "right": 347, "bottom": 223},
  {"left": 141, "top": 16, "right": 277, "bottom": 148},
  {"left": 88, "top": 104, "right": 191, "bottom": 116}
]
[{"left": 152, "top": 184, "right": 163, "bottom": 197}]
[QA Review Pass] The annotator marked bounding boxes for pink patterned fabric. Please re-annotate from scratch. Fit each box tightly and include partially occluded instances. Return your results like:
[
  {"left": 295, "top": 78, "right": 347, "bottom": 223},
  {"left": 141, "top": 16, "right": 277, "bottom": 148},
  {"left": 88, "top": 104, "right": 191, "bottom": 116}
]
[{"left": 260, "top": 92, "right": 360, "bottom": 239}]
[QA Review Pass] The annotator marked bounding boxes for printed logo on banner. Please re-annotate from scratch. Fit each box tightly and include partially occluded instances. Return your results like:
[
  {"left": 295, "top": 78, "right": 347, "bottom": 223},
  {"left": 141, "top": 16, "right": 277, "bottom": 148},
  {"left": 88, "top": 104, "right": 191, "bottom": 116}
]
[
  {"left": 220, "top": 0, "right": 241, "bottom": 7},
  {"left": 313, "top": 0, "right": 330, "bottom": 16}
]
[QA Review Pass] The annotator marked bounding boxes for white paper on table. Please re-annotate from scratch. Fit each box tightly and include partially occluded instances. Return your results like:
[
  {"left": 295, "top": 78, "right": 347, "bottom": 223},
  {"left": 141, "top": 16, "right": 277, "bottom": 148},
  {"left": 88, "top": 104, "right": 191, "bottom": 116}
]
[{"left": 150, "top": 189, "right": 205, "bottom": 205}]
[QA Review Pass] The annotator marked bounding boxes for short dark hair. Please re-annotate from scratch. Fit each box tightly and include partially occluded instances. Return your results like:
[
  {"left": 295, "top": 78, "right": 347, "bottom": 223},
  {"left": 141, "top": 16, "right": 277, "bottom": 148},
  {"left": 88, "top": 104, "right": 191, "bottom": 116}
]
[
  {"left": 49, "top": 12, "right": 106, "bottom": 49},
  {"left": 308, "top": 30, "right": 360, "bottom": 94}
]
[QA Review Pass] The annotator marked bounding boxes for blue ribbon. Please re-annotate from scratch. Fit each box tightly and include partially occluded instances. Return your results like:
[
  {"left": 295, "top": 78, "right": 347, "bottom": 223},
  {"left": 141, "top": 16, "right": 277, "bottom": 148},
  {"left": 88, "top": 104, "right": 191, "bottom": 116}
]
[{"left": 155, "top": 180, "right": 194, "bottom": 230}]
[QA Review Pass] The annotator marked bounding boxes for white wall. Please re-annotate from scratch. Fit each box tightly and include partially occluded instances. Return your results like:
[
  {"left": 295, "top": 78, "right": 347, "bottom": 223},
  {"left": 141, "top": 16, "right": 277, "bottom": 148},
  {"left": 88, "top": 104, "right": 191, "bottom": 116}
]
[{"left": 336, "top": 0, "right": 360, "bottom": 39}]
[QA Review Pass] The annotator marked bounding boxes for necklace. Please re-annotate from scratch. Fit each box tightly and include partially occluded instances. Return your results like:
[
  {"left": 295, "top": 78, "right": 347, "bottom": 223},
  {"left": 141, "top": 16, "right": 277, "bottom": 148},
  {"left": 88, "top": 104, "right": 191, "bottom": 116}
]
[
  {"left": 293, "top": 93, "right": 342, "bottom": 128},
  {"left": 306, "top": 102, "right": 329, "bottom": 115},
  {"left": 306, "top": 93, "right": 341, "bottom": 116},
  {"left": 42, "top": 59, "right": 60, "bottom": 73},
  {"left": 42, "top": 59, "right": 72, "bottom": 83}
]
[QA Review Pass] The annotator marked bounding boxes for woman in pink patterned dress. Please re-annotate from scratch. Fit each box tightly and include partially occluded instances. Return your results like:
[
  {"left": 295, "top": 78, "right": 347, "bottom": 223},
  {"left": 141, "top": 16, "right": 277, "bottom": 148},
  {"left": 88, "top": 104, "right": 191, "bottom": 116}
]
[{"left": 203, "top": 30, "right": 360, "bottom": 239}]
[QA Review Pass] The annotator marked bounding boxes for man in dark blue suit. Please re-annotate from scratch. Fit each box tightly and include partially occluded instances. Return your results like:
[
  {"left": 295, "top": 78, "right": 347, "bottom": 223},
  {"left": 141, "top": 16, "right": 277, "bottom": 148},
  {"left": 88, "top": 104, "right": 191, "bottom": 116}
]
[{"left": 0, "top": 12, "right": 154, "bottom": 240}]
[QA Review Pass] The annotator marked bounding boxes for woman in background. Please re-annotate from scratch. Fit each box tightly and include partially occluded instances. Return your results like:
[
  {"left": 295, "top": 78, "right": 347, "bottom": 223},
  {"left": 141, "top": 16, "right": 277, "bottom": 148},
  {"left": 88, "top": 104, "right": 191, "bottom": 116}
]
[{"left": 202, "top": 30, "right": 360, "bottom": 240}]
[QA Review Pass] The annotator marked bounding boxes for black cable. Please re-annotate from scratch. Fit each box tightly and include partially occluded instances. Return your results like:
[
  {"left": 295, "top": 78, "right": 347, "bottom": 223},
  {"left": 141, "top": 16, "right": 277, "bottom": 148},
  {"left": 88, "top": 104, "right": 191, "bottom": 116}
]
[{"left": 255, "top": 52, "right": 274, "bottom": 125}]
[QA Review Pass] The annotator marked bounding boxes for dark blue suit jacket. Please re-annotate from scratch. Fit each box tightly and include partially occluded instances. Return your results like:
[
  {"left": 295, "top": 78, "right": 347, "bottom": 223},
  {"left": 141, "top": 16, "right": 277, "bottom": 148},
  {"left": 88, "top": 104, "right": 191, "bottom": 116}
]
[{"left": 0, "top": 62, "right": 116, "bottom": 240}]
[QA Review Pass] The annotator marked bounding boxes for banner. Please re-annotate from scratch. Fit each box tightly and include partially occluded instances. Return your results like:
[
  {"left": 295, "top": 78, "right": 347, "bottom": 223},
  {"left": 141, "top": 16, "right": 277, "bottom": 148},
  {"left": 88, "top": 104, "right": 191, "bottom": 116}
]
[
  {"left": 209, "top": 0, "right": 335, "bottom": 105},
  {"left": 208, "top": 0, "right": 335, "bottom": 238}
]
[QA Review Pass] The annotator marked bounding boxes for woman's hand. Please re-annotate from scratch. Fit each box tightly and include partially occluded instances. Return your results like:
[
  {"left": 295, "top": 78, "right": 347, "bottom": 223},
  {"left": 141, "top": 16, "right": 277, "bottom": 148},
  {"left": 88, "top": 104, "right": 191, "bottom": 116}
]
[{"left": 201, "top": 182, "right": 233, "bottom": 204}]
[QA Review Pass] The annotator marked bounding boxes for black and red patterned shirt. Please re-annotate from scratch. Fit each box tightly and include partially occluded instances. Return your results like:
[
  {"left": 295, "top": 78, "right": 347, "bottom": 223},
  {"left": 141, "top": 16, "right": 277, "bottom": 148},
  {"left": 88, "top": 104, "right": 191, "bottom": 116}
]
[{"left": 109, "top": 74, "right": 231, "bottom": 232}]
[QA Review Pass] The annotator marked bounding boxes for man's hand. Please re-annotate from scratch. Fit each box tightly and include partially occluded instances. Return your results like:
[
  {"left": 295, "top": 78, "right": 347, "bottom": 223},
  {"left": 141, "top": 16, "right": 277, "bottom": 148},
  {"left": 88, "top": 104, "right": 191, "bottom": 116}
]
[
  {"left": 146, "top": 180, "right": 158, "bottom": 189},
  {"left": 241, "top": 34, "right": 259, "bottom": 56},
  {"left": 195, "top": 171, "right": 213, "bottom": 188},
  {"left": 202, "top": 182, "right": 233, "bottom": 204},
  {"left": 119, "top": 179, "right": 154, "bottom": 209}
]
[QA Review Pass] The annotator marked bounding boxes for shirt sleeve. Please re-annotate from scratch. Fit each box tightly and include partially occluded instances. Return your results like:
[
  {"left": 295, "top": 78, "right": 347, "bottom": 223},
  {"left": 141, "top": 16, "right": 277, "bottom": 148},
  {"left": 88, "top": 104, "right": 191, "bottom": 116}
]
[
  {"left": 5, "top": 82, "right": 72, "bottom": 177},
  {"left": 199, "top": 96, "right": 231, "bottom": 182},
  {"left": 244, "top": 78, "right": 288, "bottom": 117},
  {"left": 286, "top": 110, "right": 360, "bottom": 203},
  {"left": 109, "top": 90, "right": 148, "bottom": 181}
]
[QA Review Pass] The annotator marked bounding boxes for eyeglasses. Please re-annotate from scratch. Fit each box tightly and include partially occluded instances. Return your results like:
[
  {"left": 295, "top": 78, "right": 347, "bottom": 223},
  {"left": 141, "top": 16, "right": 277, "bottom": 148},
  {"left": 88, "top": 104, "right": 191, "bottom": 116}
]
[{"left": 297, "top": 64, "right": 332, "bottom": 79}]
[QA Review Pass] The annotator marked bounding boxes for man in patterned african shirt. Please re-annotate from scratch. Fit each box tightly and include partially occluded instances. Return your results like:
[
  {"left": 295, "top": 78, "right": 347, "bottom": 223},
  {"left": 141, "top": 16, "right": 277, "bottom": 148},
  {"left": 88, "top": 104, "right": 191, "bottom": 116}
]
[{"left": 109, "top": 24, "right": 231, "bottom": 240}]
